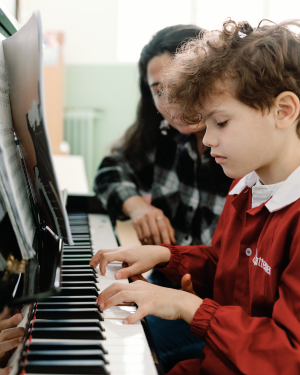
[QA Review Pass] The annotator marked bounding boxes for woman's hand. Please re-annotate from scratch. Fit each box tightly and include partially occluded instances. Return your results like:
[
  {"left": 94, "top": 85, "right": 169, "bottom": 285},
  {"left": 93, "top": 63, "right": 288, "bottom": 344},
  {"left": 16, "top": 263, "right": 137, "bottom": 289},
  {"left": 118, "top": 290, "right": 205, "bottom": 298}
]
[
  {"left": 122, "top": 196, "right": 175, "bottom": 245},
  {"left": 90, "top": 245, "right": 171, "bottom": 279},
  {"left": 0, "top": 308, "right": 23, "bottom": 332},
  {"left": 98, "top": 280, "right": 202, "bottom": 325}
]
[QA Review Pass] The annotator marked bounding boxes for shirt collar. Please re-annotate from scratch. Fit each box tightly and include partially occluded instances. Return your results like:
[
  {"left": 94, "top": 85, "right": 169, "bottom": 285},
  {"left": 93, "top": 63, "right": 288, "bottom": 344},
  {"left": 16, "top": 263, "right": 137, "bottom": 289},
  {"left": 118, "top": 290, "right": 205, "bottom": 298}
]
[{"left": 229, "top": 166, "right": 300, "bottom": 212}]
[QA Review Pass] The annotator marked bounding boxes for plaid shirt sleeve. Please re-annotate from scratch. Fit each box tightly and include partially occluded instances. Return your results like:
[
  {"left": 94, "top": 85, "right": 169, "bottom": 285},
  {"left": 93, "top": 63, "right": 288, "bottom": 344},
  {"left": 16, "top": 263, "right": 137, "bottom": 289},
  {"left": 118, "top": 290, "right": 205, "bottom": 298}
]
[
  {"left": 93, "top": 154, "right": 153, "bottom": 221},
  {"left": 94, "top": 129, "right": 232, "bottom": 244}
]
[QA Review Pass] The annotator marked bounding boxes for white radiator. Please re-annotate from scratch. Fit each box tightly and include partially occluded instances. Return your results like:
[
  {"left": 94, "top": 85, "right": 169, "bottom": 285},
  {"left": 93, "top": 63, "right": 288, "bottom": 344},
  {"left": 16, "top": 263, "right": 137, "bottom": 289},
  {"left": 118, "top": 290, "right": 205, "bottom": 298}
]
[{"left": 64, "top": 108, "right": 102, "bottom": 192}]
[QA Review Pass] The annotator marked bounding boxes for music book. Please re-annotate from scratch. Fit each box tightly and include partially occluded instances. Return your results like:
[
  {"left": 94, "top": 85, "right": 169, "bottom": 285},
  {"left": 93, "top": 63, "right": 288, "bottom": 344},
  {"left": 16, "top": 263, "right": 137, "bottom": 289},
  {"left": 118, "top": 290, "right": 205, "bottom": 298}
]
[{"left": 0, "top": 11, "right": 73, "bottom": 307}]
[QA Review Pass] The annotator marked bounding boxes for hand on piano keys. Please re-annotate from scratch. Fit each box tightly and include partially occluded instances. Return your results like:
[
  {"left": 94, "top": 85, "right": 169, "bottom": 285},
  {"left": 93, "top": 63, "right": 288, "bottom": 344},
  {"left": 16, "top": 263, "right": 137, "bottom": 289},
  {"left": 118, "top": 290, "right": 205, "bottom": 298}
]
[
  {"left": 89, "top": 245, "right": 171, "bottom": 279},
  {"left": 97, "top": 277, "right": 203, "bottom": 325},
  {"left": 0, "top": 308, "right": 24, "bottom": 374},
  {"left": 90, "top": 243, "right": 202, "bottom": 325}
]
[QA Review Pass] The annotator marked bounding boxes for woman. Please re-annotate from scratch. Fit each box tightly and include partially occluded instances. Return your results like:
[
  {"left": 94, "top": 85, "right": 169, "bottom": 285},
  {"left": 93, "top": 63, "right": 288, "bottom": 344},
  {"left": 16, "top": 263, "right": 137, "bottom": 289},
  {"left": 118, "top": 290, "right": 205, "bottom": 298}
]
[
  {"left": 94, "top": 25, "right": 232, "bottom": 249},
  {"left": 94, "top": 25, "right": 233, "bottom": 373}
]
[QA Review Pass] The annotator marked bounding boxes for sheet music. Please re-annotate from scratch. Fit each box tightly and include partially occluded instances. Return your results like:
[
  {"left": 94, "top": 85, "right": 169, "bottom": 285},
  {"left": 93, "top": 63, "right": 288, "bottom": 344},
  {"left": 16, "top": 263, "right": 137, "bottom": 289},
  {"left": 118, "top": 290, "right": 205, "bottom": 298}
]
[
  {"left": 2, "top": 12, "right": 73, "bottom": 245},
  {"left": 0, "top": 35, "right": 35, "bottom": 260}
]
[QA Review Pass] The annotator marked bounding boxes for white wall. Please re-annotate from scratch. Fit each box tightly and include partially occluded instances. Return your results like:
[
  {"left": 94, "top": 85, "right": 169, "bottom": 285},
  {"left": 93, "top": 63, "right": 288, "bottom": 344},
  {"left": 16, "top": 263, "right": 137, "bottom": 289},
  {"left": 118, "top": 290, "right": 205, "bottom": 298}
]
[
  {"left": 17, "top": 0, "right": 300, "bottom": 65},
  {"left": 18, "top": 0, "right": 119, "bottom": 65}
]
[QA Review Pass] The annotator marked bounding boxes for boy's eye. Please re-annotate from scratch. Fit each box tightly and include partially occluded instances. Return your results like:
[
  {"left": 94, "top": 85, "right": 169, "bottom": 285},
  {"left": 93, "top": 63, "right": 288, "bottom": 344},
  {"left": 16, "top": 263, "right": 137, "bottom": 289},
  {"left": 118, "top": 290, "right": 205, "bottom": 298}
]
[{"left": 216, "top": 120, "right": 228, "bottom": 127}]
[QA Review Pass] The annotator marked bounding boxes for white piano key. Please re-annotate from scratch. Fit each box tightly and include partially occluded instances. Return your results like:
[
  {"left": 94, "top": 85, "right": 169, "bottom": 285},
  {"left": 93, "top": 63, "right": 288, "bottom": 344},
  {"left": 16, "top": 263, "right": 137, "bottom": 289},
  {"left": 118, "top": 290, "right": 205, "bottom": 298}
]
[
  {"left": 97, "top": 280, "right": 129, "bottom": 290},
  {"left": 102, "top": 306, "right": 136, "bottom": 320},
  {"left": 104, "top": 344, "right": 148, "bottom": 355},
  {"left": 89, "top": 214, "right": 118, "bottom": 250},
  {"left": 107, "top": 361, "right": 157, "bottom": 375},
  {"left": 102, "top": 319, "right": 143, "bottom": 338},
  {"left": 107, "top": 353, "right": 154, "bottom": 364},
  {"left": 95, "top": 262, "right": 128, "bottom": 279}
]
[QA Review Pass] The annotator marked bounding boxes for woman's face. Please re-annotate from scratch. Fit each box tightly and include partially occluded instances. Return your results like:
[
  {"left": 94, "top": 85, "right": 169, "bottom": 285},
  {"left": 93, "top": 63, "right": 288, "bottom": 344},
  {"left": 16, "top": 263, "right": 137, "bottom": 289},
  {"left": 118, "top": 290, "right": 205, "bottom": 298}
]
[{"left": 147, "top": 52, "right": 205, "bottom": 134}]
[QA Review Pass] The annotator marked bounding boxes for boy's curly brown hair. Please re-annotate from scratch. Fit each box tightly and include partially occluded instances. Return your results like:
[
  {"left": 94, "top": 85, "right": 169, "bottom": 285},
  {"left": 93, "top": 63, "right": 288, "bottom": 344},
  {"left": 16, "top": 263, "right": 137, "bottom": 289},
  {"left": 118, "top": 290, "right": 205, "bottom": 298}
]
[{"left": 160, "top": 19, "right": 300, "bottom": 135}]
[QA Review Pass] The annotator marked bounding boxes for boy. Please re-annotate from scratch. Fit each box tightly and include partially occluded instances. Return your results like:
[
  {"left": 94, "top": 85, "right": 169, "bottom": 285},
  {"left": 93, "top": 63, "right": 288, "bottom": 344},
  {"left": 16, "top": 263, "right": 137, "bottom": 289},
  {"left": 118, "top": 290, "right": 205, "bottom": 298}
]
[{"left": 90, "top": 19, "right": 300, "bottom": 374}]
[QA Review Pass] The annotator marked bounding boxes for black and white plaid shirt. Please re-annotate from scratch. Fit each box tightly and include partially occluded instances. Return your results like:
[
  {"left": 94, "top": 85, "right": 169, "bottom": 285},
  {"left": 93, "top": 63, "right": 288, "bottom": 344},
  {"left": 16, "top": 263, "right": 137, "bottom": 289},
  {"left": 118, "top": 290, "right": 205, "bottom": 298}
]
[{"left": 94, "top": 128, "right": 232, "bottom": 246}]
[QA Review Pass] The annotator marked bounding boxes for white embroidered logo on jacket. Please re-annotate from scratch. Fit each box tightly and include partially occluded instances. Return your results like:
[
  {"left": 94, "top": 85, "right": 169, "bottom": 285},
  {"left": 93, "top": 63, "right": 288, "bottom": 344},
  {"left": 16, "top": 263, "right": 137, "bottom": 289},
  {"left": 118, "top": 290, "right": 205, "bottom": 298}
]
[{"left": 252, "top": 249, "right": 271, "bottom": 275}]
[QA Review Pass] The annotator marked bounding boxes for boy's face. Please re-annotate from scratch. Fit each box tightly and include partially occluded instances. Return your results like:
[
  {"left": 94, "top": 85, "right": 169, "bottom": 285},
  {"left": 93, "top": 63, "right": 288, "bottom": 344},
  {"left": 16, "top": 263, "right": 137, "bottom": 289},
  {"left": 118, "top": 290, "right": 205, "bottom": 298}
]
[{"left": 202, "top": 92, "right": 279, "bottom": 180}]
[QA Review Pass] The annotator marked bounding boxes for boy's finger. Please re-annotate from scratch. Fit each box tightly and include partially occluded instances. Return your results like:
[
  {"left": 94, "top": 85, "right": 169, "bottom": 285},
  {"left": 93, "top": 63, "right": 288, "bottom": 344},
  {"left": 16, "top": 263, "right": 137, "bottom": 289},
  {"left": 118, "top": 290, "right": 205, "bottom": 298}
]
[
  {"left": 99, "top": 252, "right": 130, "bottom": 276},
  {"left": 129, "top": 274, "right": 148, "bottom": 283},
  {"left": 99, "top": 289, "right": 136, "bottom": 311},
  {"left": 89, "top": 248, "right": 118, "bottom": 268},
  {"left": 124, "top": 306, "right": 148, "bottom": 324},
  {"left": 115, "top": 263, "right": 141, "bottom": 280},
  {"left": 181, "top": 274, "right": 196, "bottom": 295},
  {"left": 97, "top": 282, "right": 129, "bottom": 305}
]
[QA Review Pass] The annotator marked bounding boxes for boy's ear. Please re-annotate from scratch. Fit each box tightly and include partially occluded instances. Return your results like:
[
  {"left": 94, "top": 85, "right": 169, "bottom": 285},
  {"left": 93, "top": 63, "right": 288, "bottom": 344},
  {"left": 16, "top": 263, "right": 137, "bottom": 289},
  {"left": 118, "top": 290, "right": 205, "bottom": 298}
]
[{"left": 274, "top": 92, "right": 300, "bottom": 129}]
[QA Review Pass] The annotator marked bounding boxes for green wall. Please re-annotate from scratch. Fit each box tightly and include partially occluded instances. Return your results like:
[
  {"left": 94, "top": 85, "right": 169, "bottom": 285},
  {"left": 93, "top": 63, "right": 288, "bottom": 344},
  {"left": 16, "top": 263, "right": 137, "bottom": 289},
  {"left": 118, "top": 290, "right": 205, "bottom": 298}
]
[{"left": 64, "top": 64, "right": 140, "bottom": 190}]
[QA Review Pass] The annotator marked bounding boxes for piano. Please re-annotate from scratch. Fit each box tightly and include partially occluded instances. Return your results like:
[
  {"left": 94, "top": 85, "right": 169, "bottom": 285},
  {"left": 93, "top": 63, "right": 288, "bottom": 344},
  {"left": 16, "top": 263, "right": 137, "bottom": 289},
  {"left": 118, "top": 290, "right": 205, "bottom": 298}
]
[{"left": 0, "top": 5, "right": 159, "bottom": 375}]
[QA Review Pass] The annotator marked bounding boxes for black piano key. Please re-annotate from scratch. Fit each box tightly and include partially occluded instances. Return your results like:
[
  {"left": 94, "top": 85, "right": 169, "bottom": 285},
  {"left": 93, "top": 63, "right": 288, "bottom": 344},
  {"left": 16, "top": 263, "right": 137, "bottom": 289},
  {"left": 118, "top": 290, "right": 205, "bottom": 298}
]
[
  {"left": 25, "top": 340, "right": 106, "bottom": 353},
  {"left": 62, "top": 258, "right": 90, "bottom": 266},
  {"left": 35, "top": 308, "right": 103, "bottom": 320},
  {"left": 23, "top": 349, "right": 107, "bottom": 362},
  {"left": 61, "top": 270, "right": 97, "bottom": 283},
  {"left": 30, "top": 326, "right": 104, "bottom": 340},
  {"left": 22, "top": 359, "right": 107, "bottom": 374},
  {"left": 60, "top": 282, "right": 99, "bottom": 290},
  {"left": 69, "top": 230, "right": 90, "bottom": 235},
  {"left": 44, "top": 296, "right": 98, "bottom": 303},
  {"left": 59, "top": 287, "right": 98, "bottom": 297},
  {"left": 61, "top": 274, "right": 98, "bottom": 282},
  {"left": 63, "top": 252, "right": 93, "bottom": 257},
  {"left": 30, "top": 319, "right": 104, "bottom": 330},
  {"left": 62, "top": 265, "right": 94, "bottom": 269},
  {"left": 63, "top": 254, "right": 92, "bottom": 258},
  {"left": 65, "top": 243, "right": 92, "bottom": 247},
  {"left": 37, "top": 302, "right": 100, "bottom": 309},
  {"left": 63, "top": 247, "right": 92, "bottom": 250},
  {"left": 61, "top": 270, "right": 96, "bottom": 276}
]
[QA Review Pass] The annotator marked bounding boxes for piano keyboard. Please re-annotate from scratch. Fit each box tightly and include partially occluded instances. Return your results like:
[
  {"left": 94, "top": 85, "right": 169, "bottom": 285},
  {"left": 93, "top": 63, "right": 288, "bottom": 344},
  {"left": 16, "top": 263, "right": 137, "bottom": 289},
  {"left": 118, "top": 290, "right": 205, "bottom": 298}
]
[{"left": 12, "top": 213, "right": 158, "bottom": 375}]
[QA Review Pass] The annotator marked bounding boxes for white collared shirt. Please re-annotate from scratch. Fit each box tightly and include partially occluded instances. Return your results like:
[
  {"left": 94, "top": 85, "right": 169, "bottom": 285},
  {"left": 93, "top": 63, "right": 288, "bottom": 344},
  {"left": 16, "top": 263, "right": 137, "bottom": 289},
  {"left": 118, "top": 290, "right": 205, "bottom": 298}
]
[
  {"left": 229, "top": 166, "right": 300, "bottom": 212},
  {"left": 252, "top": 179, "right": 284, "bottom": 209}
]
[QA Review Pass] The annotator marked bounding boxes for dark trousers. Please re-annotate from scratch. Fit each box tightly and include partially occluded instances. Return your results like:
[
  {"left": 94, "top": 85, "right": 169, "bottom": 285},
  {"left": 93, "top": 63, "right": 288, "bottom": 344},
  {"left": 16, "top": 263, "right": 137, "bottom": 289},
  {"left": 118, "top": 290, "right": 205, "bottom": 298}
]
[{"left": 146, "top": 269, "right": 205, "bottom": 374}]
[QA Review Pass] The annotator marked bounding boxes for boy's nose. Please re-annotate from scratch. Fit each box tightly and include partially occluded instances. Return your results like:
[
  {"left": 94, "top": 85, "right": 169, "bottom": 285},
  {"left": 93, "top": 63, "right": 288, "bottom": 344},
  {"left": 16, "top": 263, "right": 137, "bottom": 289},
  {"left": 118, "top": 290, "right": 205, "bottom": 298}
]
[{"left": 203, "top": 127, "right": 218, "bottom": 148}]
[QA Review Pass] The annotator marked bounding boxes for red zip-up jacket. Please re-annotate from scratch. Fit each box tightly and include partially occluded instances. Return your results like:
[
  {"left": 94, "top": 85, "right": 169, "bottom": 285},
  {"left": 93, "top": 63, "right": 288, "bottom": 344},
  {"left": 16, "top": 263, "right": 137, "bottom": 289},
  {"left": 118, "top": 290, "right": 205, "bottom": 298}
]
[{"left": 160, "top": 168, "right": 300, "bottom": 375}]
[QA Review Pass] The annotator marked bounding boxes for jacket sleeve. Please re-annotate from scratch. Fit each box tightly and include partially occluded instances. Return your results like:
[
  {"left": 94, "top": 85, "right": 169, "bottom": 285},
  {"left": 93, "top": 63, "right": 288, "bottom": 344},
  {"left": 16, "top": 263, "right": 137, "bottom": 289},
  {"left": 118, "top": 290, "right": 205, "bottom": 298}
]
[
  {"left": 189, "top": 229, "right": 300, "bottom": 375},
  {"left": 94, "top": 154, "right": 151, "bottom": 221},
  {"left": 157, "top": 202, "right": 225, "bottom": 296}
]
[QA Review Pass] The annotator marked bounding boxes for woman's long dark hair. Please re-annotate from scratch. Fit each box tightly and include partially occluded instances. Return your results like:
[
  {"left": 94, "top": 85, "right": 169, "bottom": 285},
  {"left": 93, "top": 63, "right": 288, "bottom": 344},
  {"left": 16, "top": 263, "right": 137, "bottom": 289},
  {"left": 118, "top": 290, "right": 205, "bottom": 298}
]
[{"left": 112, "top": 24, "right": 204, "bottom": 166}]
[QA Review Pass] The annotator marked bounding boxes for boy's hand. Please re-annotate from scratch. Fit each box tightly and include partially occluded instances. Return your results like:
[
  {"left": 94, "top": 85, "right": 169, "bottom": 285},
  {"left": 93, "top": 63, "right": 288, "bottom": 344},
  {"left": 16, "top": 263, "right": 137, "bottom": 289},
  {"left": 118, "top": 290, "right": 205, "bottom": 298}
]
[
  {"left": 98, "top": 280, "right": 202, "bottom": 325},
  {"left": 90, "top": 245, "right": 171, "bottom": 279},
  {"left": 181, "top": 273, "right": 196, "bottom": 295},
  {"left": 129, "top": 274, "right": 148, "bottom": 283}
]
